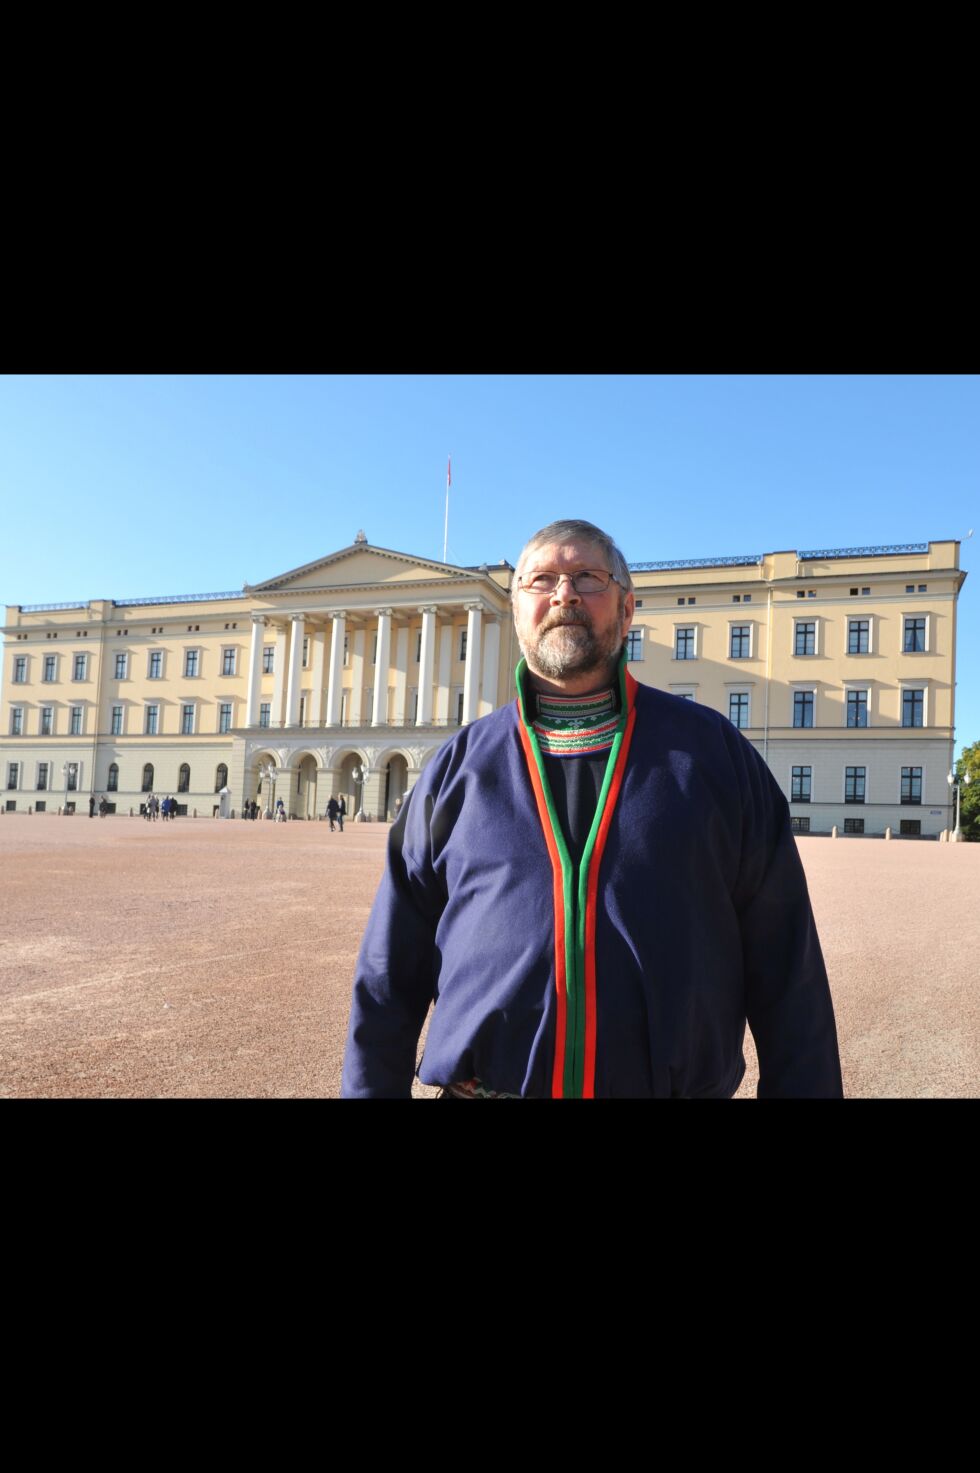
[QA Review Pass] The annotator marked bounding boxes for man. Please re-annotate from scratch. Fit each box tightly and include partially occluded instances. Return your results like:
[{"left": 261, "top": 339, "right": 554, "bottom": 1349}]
[
  {"left": 341, "top": 519, "right": 843, "bottom": 1099},
  {"left": 336, "top": 795, "right": 346, "bottom": 832}
]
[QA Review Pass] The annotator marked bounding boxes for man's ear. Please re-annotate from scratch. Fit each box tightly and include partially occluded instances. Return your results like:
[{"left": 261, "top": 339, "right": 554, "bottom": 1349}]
[{"left": 621, "top": 590, "right": 635, "bottom": 636}]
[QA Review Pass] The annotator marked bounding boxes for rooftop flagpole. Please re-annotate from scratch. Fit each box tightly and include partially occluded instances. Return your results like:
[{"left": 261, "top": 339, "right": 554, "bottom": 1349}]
[{"left": 443, "top": 454, "right": 451, "bottom": 563}]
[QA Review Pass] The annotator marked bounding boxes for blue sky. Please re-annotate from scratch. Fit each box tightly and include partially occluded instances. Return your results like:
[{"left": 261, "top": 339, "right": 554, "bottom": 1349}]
[{"left": 2, "top": 374, "right": 976, "bottom": 749}]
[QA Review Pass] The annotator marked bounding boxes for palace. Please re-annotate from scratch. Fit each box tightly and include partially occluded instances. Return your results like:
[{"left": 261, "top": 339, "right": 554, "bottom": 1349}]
[{"left": 0, "top": 534, "right": 967, "bottom": 837}]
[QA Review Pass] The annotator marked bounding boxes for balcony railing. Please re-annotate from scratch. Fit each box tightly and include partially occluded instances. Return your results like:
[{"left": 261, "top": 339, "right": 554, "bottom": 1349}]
[{"left": 248, "top": 716, "right": 465, "bottom": 733}]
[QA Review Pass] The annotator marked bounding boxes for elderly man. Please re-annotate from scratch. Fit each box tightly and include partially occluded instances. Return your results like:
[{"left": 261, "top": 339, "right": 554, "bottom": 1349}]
[{"left": 341, "top": 519, "right": 843, "bottom": 1099}]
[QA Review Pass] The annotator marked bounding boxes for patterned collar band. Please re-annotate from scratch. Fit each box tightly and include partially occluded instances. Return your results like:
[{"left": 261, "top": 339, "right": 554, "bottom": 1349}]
[{"left": 531, "top": 687, "right": 619, "bottom": 757}]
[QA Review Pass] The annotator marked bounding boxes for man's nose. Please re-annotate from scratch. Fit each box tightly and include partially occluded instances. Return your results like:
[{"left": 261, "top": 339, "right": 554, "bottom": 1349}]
[{"left": 550, "top": 574, "right": 582, "bottom": 605}]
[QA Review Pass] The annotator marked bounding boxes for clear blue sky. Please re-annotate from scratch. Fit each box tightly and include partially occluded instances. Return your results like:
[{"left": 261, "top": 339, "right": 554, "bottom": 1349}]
[{"left": 2, "top": 374, "right": 976, "bottom": 750}]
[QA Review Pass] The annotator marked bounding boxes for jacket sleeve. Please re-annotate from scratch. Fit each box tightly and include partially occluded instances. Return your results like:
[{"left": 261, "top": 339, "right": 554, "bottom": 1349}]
[
  {"left": 728, "top": 729, "right": 844, "bottom": 1098},
  {"left": 340, "top": 786, "right": 445, "bottom": 1098}
]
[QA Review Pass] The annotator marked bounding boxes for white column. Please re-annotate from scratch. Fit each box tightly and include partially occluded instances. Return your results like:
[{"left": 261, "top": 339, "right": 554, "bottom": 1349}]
[
  {"left": 310, "top": 626, "right": 326, "bottom": 727},
  {"left": 285, "top": 616, "right": 304, "bottom": 727},
  {"left": 272, "top": 625, "right": 288, "bottom": 725},
  {"left": 372, "top": 609, "right": 393, "bottom": 725},
  {"left": 392, "top": 625, "right": 409, "bottom": 724},
  {"left": 435, "top": 622, "right": 453, "bottom": 722},
  {"left": 417, "top": 605, "right": 438, "bottom": 725},
  {"left": 462, "top": 604, "right": 484, "bottom": 724},
  {"left": 326, "top": 611, "right": 347, "bottom": 726},
  {"left": 480, "top": 617, "right": 501, "bottom": 715},
  {"left": 246, "top": 616, "right": 265, "bottom": 726},
  {"left": 350, "top": 629, "right": 365, "bottom": 725}
]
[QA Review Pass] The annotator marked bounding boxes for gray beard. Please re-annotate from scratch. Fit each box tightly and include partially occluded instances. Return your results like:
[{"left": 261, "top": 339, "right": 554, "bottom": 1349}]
[{"left": 521, "top": 613, "right": 621, "bottom": 681}]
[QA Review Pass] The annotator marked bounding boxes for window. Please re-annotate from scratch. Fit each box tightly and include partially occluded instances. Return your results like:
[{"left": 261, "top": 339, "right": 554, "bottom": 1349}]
[
  {"left": 844, "top": 818, "right": 865, "bottom": 835},
  {"left": 37, "top": 763, "right": 49, "bottom": 791},
  {"left": 298, "top": 697, "right": 306, "bottom": 727},
  {"left": 687, "top": 597, "right": 696, "bottom": 606},
  {"left": 372, "top": 634, "right": 378, "bottom": 665},
  {"left": 906, "top": 585, "right": 915, "bottom": 594},
  {"left": 343, "top": 635, "right": 349, "bottom": 667},
  {"left": 66, "top": 764, "right": 78, "bottom": 792},
  {"left": 148, "top": 651, "right": 163, "bottom": 679},
  {"left": 728, "top": 692, "right": 749, "bottom": 729},
  {"left": 111, "top": 706, "right": 123, "bottom": 736},
  {"left": 107, "top": 763, "right": 119, "bottom": 792},
  {"left": 904, "top": 617, "right": 926, "bottom": 653},
  {"left": 10, "top": 708, "right": 23, "bottom": 735},
  {"left": 145, "top": 704, "right": 159, "bottom": 735},
  {"left": 791, "top": 816, "right": 810, "bottom": 833},
  {"left": 675, "top": 627, "right": 696, "bottom": 660},
  {"left": 415, "top": 632, "right": 422, "bottom": 662},
  {"left": 677, "top": 597, "right": 685, "bottom": 606},
  {"left": 460, "top": 630, "right": 467, "bottom": 661},
  {"left": 115, "top": 653, "right": 128, "bottom": 679},
  {"left": 142, "top": 764, "right": 154, "bottom": 792},
  {"left": 918, "top": 584, "right": 926, "bottom": 593},
  {"left": 625, "top": 630, "right": 643, "bottom": 661},
  {"left": 302, "top": 636, "right": 310, "bottom": 668},
  {"left": 794, "top": 621, "right": 815, "bottom": 656},
  {"left": 219, "top": 703, "right": 232, "bottom": 734},
  {"left": 70, "top": 707, "right": 83, "bottom": 736},
  {"left": 43, "top": 655, "right": 56, "bottom": 681},
  {"left": 902, "top": 689, "right": 924, "bottom": 728},
  {"left": 456, "top": 691, "right": 465, "bottom": 723},
  {"left": 847, "top": 619, "right": 869, "bottom": 654},
  {"left": 222, "top": 648, "right": 236, "bottom": 676},
  {"left": 181, "top": 705, "right": 195, "bottom": 735},
  {"left": 861, "top": 587, "right": 870, "bottom": 596},
  {"left": 901, "top": 767, "right": 922, "bottom": 805},
  {"left": 743, "top": 595, "right": 752, "bottom": 603},
  {"left": 40, "top": 707, "right": 53, "bottom": 736},
  {"left": 215, "top": 764, "right": 228, "bottom": 792},
  {"left": 7, "top": 763, "right": 19, "bottom": 789},
  {"left": 793, "top": 691, "right": 814, "bottom": 728},
  {"left": 845, "top": 767, "right": 866, "bottom": 804},
  {"left": 900, "top": 820, "right": 921, "bottom": 836},
  {"left": 262, "top": 645, "right": 274, "bottom": 674},
  {"left": 851, "top": 588, "right": 859, "bottom": 597},
  {"left": 730, "top": 624, "right": 751, "bottom": 659},
  {"left": 259, "top": 703, "right": 271, "bottom": 728},
  {"left": 791, "top": 766, "right": 811, "bottom": 803},
  {"left": 732, "top": 595, "right": 741, "bottom": 603},
  {"left": 184, "top": 650, "right": 199, "bottom": 678},
  {"left": 846, "top": 690, "right": 868, "bottom": 728},
  {"left": 73, "top": 654, "right": 87, "bottom": 681},
  {"left": 178, "top": 764, "right": 190, "bottom": 793},
  {"left": 13, "top": 656, "right": 27, "bottom": 683}
]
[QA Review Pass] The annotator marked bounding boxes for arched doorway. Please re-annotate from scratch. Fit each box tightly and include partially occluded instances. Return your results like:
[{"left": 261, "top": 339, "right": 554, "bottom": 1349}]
[
  {"left": 339, "top": 752, "right": 366, "bottom": 818},
  {"left": 383, "top": 754, "right": 409, "bottom": 819},
  {"left": 296, "top": 754, "right": 319, "bottom": 820}
]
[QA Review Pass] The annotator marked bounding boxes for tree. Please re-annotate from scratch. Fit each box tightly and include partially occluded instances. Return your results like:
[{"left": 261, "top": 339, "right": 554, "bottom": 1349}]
[{"left": 953, "top": 740, "right": 980, "bottom": 841}]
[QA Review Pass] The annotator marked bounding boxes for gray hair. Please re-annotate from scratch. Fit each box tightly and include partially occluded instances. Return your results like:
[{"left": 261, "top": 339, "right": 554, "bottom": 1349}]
[{"left": 513, "top": 519, "right": 633, "bottom": 600}]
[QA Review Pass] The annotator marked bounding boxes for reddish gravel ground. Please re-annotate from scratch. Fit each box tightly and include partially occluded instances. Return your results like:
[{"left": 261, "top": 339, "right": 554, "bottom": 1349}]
[{"left": 0, "top": 812, "right": 977, "bottom": 1098}]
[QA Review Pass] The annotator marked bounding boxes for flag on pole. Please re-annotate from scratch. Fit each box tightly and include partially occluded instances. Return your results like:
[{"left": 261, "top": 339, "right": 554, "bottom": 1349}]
[{"left": 447, "top": 456, "right": 452, "bottom": 488}]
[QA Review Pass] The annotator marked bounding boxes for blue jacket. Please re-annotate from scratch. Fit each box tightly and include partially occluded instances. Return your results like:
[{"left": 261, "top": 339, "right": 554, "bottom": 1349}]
[{"left": 341, "top": 667, "right": 842, "bottom": 1098}]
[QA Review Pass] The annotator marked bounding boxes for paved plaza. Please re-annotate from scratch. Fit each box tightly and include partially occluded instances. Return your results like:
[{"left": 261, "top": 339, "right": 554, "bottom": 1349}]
[{"left": 0, "top": 810, "right": 977, "bottom": 1098}]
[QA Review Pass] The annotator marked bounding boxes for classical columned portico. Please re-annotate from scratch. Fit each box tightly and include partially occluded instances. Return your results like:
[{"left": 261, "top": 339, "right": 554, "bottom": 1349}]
[
  {"left": 285, "top": 615, "right": 305, "bottom": 726},
  {"left": 372, "top": 609, "right": 393, "bottom": 726},
  {"left": 246, "top": 616, "right": 266, "bottom": 726},
  {"left": 325, "top": 611, "right": 347, "bottom": 725},
  {"left": 462, "top": 603, "right": 484, "bottom": 724},
  {"left": 417, "top": 605, "right": 438, "bottom": 725}
]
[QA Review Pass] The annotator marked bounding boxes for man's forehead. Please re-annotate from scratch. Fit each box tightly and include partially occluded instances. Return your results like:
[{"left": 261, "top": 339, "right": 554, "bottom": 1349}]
[{"left": 523, "top": 540, "right": 608, "bottom": 570}]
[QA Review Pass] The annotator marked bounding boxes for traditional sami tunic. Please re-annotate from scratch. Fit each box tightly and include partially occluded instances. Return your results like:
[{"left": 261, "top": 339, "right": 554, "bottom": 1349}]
[{"left": 341, "top": 654, "right": 843, "bottom": 1099}]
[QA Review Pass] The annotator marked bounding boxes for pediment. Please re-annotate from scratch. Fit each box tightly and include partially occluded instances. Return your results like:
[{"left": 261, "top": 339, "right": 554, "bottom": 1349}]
[{"left": 248, "top": 543, "right": 471, "bottom": 594}]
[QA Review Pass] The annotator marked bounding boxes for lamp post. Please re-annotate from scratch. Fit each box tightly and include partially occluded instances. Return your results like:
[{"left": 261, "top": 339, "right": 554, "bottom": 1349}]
[
  {"left": 258, "top": 761, "right": 277, "bottom": 820},
  {"left": 351, "top": 764, "right": 365, "bottom": 820},
  {"left": 947, "top": 767, "right": 972, "bottom": 841}
]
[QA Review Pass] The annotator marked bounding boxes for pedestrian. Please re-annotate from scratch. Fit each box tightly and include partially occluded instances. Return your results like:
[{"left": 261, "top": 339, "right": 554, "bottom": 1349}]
[
  {"left": 336, "top": 795, "right": 346, "bottom": 833},
  {"left": 275, "top": 797, "right": 286, "bottom": 823},
  {"left": 342, "top": 518, "right": 843, "bottom": 1099},
  {"left": 327, "top": 797, "right": 339, "bottom": 831},
  {"left": 89, "top": 794, "right": 96, "bottom": 818},
  {"left": 152, "top": 794, "right": 160, "bottom": 822}
]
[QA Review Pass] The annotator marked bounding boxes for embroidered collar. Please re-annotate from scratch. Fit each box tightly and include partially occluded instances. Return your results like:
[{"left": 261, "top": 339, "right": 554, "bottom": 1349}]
[{"left": 531, "top": 687, "right": 619, "bottom": 757}]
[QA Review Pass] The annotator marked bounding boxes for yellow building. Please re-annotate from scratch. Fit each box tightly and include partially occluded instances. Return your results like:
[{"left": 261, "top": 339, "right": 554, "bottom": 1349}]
[{"left": 1, "top": 535, "right": 966, "bottom": 837}]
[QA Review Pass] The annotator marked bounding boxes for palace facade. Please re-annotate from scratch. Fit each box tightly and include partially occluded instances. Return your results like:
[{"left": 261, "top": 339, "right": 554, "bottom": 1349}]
[{"left": 1, "top": 534, "right": 967, "bottom": 837}]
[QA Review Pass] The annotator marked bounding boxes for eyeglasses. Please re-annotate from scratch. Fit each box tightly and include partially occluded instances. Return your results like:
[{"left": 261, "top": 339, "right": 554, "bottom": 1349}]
[{"left": 518, "top": 570, "right": 621, "bottom": 595}]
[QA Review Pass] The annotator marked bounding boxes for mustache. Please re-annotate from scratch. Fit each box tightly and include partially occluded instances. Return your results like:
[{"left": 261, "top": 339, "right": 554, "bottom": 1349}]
[{"left": 540, "top": 609, "right": 592, "bottom": 634}]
